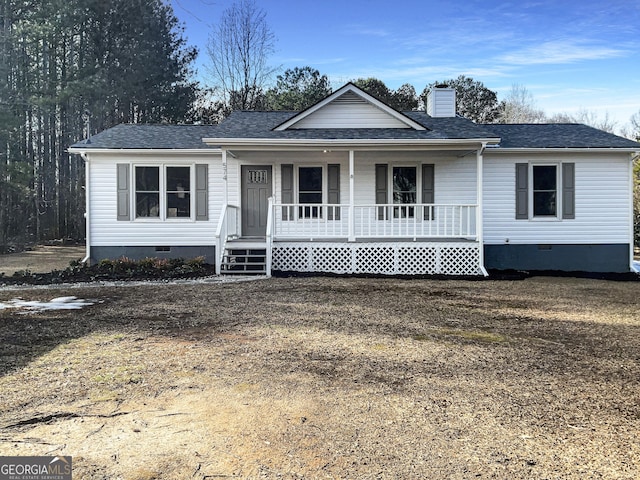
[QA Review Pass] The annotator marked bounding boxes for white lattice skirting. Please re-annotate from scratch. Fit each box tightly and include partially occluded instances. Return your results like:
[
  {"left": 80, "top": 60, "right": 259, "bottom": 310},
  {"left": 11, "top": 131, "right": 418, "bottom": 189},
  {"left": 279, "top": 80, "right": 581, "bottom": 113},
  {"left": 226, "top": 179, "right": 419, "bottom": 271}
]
[{"left": 271, "top": 242, "right": 482, "bottom": 276}]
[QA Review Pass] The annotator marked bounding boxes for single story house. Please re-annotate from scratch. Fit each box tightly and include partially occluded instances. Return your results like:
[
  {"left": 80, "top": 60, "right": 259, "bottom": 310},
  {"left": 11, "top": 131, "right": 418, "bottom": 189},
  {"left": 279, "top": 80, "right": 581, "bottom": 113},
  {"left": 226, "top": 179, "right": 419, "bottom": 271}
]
[{"left": 69, "top": 83, "right": 640, "bottom": 276}]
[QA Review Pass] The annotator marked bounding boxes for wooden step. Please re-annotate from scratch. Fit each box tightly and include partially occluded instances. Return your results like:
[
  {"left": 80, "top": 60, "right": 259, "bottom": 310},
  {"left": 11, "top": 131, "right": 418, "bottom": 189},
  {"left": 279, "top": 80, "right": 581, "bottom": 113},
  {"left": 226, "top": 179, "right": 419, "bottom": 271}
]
[{"left": 221, "top": 247, "right": 268, "bottom": 275}]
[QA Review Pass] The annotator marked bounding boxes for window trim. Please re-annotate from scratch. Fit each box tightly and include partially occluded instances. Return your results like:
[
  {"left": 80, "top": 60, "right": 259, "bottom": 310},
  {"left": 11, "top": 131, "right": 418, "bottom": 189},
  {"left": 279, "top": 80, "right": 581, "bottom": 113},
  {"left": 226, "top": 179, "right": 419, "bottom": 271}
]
[
  {"left": 529, "top": 162, "right": 561, "bottom": 221},
  {"left": 133, "top": 164, "right": 196, "bottom": 222},
  {"left": 387, "top": 164, "right": 420, "bottom": 219},
  {"left": 296, "top": 165, "right": 325, "bottom": 219},
  {"left": 296, "top": 165, "right": 325, "bottom": 204}
]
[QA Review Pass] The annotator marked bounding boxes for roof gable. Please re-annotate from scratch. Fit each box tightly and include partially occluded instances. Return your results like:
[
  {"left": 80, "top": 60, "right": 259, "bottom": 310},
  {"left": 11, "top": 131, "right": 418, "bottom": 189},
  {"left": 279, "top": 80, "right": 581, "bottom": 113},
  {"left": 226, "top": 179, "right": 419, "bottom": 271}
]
[{"left": 274, "top": 83, "right": 426, "bottom": 131}]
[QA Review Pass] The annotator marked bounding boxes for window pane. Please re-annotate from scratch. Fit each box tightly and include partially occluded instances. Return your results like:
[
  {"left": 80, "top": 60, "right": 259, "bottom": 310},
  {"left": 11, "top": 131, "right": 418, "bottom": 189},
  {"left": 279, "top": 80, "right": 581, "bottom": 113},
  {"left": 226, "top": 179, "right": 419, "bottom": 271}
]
[
  {"left": 299, "top": 192, "right": 322, "bottom": 204},
  {"left": 533, "top": 166, "right": 556, "bottom": 190},
  {"left": 135, "top": 166, "right": 159, "bottom": 191},
  {"left": 393, "top": 191, "right": 417, "bottom": 204},
  {"left": 533, "top": 165, "right": 557, "bottom": 216},
  {"left": 166, "top": 167, "right": 191, "bottom": 218},
  {"left": 392, "top": 167, "right": 417, "bottom": 204},
  {"left": 136, "top": 192, "right": 160, "bottom": 217},
  {"left": 534, "top": 191, "right": 556, "bottom": 216},
  {"left": 167, "top": 167, "right": 190, "bottom": 192},
  {"left": 299, "top": 167, "right": 322, "bottom": 191},
  {"left": 167, "top": 193, "right": 191, "bottom": 217}
]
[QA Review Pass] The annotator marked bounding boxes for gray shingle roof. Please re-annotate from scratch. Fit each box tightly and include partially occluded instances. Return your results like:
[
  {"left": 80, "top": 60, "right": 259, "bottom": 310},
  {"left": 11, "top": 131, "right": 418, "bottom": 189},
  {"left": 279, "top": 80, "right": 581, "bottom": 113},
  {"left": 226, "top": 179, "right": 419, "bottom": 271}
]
[
  {"left": 70, "top": 124, "right": 219, "bottom": 149},
  {"left": 211, "top": 110, "right": 500, "bottom": 140},
  {"left": 484, "top": 123, "right": 640, "bottom": 149},
  {"left": 70, "top": 116, "right": 640, "bottom": 151}
]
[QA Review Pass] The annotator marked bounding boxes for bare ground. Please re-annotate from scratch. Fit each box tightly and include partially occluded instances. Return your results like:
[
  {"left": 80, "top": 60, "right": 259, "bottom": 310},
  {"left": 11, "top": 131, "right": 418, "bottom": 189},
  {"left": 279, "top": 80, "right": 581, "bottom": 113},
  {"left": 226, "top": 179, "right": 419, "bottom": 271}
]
[
  {"left": 0, "top": 245, "right": 85, "bottom": 275},
  {"left": 0, "top": 275, "right": 639, "bottom": 479}
]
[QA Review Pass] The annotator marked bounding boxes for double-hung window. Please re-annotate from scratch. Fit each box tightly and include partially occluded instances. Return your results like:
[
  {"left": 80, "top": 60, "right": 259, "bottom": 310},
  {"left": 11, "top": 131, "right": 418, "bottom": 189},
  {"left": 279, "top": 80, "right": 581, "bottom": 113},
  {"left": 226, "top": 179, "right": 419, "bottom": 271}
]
[
  {"left": 515, "top": 163, "right": 575, "bottom": 220},
  {"left": 392, "top": 166, "right": 417, "bottom": 218},
  {"left": 135, "top": 166, "right": 161, "bottom": 218},
  {"left": 532, "top": 165, "right": 557, "bottom": 217},
  {"left": 166, "top": 167, "right": 191, "bottom": 218},
  {"left": 117, "top": 163, "right": 208, "bottom": 222},
  {"left": 298, "top": 166, "right": 323, "bottom": 219},
  {"left": 134, "top": 165, "right": 192, "bottom": 220}
]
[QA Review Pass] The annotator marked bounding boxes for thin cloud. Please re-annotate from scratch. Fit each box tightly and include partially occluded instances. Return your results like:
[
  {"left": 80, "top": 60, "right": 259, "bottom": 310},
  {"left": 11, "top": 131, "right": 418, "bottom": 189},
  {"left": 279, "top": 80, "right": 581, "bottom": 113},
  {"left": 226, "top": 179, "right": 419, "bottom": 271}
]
[
  {"left": 499, "top": 39, "right": 628, "bottom": 65},
  {"left": 348, "top": 25, "right": 391, "bottom": 37}
]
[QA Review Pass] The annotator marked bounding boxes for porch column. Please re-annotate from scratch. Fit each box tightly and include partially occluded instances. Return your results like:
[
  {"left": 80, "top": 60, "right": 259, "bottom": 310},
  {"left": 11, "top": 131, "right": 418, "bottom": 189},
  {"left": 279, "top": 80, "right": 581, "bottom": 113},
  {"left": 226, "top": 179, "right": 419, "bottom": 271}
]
[
  {"left": 349, "top": 150, "right": 355, "bottom": 242},
  {"left": 222, "top": 148, "right": 229, "bottom": 205},
  {"left": 477, "top": 144, "right": 488, "bottom": 276}
]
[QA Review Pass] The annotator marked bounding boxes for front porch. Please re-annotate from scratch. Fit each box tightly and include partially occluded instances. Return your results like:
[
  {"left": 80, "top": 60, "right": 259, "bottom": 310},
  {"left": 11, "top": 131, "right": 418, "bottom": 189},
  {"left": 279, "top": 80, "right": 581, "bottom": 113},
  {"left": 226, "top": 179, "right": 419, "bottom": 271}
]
[
  {"left": 215, "top": 201, "right": 484, "bottom": 276},
  {"left": 213, "top": 143, "right": 488, "bottom": 277}
]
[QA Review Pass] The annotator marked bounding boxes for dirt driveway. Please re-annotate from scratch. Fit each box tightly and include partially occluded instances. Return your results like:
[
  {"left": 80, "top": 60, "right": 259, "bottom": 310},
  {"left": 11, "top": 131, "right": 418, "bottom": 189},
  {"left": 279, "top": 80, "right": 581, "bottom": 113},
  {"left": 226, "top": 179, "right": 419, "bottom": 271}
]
[
  {"left": 0, "top": 245, "right": 85, "bottom": 275},
  {"left": 0, "top": 276, "right": 638, "bottom": 479}
]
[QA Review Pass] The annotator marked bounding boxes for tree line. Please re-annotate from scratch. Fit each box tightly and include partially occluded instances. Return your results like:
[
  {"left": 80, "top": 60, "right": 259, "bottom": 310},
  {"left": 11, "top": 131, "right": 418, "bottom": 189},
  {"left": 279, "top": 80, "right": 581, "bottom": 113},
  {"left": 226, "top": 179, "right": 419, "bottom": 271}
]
[{"left": 0, "top": 0, "right": 197, "bottom": 250}]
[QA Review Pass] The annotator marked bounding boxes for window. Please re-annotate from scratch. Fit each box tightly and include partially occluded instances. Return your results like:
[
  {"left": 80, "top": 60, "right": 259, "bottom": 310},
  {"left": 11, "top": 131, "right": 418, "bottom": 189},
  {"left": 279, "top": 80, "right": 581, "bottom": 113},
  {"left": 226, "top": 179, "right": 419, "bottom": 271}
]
[
  {"left": 392, "top": 166, "right": 417, "bottom": 218},
  {"left": 117, "top": 164, "right": 208, "bottom": 222},
  {"left": 515, "top": 163, "right": 574, "bottom": 220},
  {"left": 135, "top": 166, "right": 160, "bottom": 218},
  {"left": 376, "top": 164, "right": 433, "bottom": 221},
  {"left": 134, "top": 165, "right": 192, "bottom": 220},
  {"left": 532, "top": 165, "right": 557, "bottom": 217},
  {"left": 166, "top": 166, "right": 191, "bottom": 218},
  {"left": 298, "top": 166, "right": 323, "bottom": 218}
]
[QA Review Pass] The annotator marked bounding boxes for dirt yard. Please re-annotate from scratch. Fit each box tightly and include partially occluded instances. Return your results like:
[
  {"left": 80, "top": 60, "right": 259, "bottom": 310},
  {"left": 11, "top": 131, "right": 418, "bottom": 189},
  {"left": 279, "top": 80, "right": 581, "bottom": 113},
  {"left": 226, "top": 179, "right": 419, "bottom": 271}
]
[
  {"left": 0, "top": 245, "right": 85, "bottom": 275},
  {"left": 0, "top": 275, "right": 638, "bottom": 479}
]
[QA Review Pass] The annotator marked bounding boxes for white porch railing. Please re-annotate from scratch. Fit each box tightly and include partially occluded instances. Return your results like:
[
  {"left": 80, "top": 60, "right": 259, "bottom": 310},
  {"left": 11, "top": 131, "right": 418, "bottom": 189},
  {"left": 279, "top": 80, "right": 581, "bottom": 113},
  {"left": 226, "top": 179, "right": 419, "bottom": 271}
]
[
  {"left": 215, "top": 203, "right": 240, "bottom": 273},
  {"left": 354, "top": 204, "right": 477, "bottom": 239},
  {"left": 273, "top": 204, "right": 349, "bottom": 239},
  {"left": 270, "top": 203, "right": 477, "bottom": 240}
]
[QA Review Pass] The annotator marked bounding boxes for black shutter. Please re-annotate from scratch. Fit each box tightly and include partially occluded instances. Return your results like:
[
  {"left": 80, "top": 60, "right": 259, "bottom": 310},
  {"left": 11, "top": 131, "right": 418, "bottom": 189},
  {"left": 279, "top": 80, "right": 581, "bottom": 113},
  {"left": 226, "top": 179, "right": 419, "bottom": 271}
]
[
  {"left": 116, "top": 163, "right": 130, "bottom": 221},
  {"left": 422, "top": 164, "right": 435, "bottom": 220},
  {"left": 281, "top": 164, "right": 294, "bottom": 220},
  {"left": 515, "top": 163, "right": 528, "bottom": 220},
  {"left": 195, "top": 164, "right": 208, "bottom": 221},
  {"left": 327, "top": 164, "right": 340, "bottom": 220},
  {"left": 562, "top": 163, "right": 575, "bottom": 219},
  {"left": 375, "top": 164, "right": 388, "bottom": 220}
]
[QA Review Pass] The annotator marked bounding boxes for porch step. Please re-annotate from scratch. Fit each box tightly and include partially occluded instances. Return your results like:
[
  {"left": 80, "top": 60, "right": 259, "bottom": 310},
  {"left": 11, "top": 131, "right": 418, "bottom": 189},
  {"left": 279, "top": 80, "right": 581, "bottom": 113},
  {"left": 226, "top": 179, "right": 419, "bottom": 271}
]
[{"left": 221, "top": 248, "right": 267, "bottom": 275}]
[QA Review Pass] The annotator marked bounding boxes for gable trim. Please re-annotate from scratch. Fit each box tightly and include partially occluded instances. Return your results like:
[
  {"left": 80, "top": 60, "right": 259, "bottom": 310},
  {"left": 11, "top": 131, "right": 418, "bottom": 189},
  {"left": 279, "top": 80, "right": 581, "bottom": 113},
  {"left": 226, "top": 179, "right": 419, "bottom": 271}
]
[{"left": 273, "top": 83, "right": 427, "bottom": 132}]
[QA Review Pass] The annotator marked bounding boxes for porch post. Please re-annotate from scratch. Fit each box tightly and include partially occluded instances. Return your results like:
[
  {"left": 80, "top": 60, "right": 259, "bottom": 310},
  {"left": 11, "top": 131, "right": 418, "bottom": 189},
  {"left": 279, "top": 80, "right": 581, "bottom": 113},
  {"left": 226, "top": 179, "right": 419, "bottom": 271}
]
[
  {"left": 477, "top": 144, "right": 488, "bottom": 276},
  {"left": 221, "top": 148, "right": 228, "bottom": 205},
  {"left": 349, "top": 150, "right": 355, "bottom": 242}
]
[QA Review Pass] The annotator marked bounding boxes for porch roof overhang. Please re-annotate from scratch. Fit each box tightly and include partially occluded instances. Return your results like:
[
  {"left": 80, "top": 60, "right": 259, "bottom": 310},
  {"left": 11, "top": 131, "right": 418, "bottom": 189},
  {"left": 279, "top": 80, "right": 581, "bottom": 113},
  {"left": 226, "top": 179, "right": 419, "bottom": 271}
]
[{"left": 202, "top": 137, "right": 500, "bottom": 152}]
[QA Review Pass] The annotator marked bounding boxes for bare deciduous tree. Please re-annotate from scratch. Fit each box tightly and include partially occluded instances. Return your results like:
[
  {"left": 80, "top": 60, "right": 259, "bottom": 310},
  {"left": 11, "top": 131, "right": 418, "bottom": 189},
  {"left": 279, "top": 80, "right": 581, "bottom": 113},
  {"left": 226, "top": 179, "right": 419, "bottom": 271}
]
[
  {"left": 548, "top": 109, "right": 618, "bottom": 134},
  {"left": 206, "top": 0, "right": 277, "bottom": 111},
  {"left": 497, "top": 84, "right": 546, "bottom": 124}
]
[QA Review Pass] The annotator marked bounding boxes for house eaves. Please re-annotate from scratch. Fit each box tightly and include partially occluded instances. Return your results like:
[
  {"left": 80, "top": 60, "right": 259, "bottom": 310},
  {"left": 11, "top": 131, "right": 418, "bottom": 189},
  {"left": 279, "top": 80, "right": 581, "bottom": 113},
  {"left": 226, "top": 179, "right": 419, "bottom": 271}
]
[
  {"left": 485, "top": 147, "right": 640, "bottom": 154},
  {"left": 201, "top": 137, "right": 500, "bottom": 151},
  {"left": 68, "top": 148, "right": 222, "bottom": 156}
]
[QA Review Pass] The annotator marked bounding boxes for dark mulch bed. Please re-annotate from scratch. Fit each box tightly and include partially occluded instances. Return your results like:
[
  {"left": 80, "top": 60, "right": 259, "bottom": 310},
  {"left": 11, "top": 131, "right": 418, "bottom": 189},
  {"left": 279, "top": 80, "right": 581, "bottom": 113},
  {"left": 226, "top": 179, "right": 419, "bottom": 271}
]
[{"left": 0, "top": 257, "right": 217, "bottom": 286}]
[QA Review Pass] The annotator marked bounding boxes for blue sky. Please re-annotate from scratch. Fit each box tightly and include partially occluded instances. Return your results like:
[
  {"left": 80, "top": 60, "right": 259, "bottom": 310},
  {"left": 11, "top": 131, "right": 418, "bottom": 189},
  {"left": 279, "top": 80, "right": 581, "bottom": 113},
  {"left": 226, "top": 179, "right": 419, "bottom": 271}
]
[{"left": 171, "top": 0, "right": 640, "bottom": 130}]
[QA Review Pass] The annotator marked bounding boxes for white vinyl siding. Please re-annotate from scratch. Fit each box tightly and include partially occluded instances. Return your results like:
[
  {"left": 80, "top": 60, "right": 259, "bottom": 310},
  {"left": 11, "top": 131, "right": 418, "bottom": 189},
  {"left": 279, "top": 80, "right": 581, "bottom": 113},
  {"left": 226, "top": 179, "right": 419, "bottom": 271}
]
[
  {"left": 483, "top": 153, "right": 631, "bottom": 244},
  {"left": 352, "top": 152, "right": 477, "bottom": 205},
  {"left": 89, "top": 154, "right": 221, "bottom": 246},
  {"left": 291, "top": 92, "right": 410, "bottom": 129}
]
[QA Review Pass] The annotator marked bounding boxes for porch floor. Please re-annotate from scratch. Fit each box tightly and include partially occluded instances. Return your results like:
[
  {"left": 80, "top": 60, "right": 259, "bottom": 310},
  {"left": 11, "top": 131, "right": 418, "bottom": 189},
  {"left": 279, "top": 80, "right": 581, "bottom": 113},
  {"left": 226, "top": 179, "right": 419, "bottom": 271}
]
[{"left": 231, "top": 236, "right": 477, "bottom": 244}]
